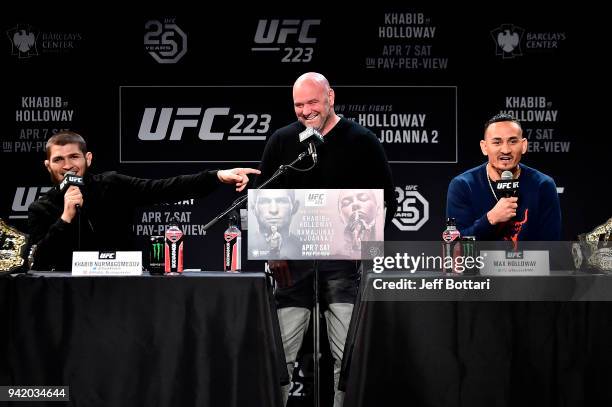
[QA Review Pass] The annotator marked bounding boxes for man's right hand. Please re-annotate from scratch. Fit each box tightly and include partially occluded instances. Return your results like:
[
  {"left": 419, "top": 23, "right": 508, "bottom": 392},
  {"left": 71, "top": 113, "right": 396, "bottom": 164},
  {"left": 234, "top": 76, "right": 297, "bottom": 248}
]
[
  {"left": 61, "top": 185, "right": 83, "bottom": 223},
  {"left": 487, "top": 197, "right": 518, "bottom": 225},
  {"left": 268, "top": 260, "right": 292, "bottom": 288}
]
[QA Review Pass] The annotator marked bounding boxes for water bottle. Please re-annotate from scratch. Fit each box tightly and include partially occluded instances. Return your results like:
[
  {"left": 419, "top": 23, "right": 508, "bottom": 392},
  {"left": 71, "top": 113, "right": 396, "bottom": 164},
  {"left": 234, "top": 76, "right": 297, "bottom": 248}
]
[
  {"left": 224, "top": 212, "right": 241, "bottom": 272},
  {"left": 442, "top": 217, "right": 461, "bottom": 274},
  {"left": 164, "top": 223, "right": 184, "bottom": 274}
]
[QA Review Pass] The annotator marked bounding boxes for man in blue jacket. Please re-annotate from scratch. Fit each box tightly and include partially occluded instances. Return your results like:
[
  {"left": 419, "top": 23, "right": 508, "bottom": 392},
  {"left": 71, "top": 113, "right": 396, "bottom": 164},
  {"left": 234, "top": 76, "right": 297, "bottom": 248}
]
[{"left": 446, "top": 113, "right": 561, "bottom": 241}]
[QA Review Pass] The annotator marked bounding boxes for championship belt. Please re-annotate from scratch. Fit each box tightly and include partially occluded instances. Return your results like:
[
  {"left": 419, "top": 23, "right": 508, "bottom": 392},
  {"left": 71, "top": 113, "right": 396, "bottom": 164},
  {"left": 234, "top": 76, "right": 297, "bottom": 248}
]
[
  {"left": 0, "top": 219, "right": 29, "bottom": 275},
  {"left": 572, "top": 217, "right": 612, "bottom": 272}
]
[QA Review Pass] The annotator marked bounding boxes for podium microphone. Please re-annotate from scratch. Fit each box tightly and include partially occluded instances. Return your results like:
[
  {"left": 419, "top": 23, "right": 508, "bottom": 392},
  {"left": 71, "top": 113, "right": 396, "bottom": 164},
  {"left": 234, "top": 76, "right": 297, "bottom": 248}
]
[{"left": 298, "top": 127, "right": 324, "bottom": 164}]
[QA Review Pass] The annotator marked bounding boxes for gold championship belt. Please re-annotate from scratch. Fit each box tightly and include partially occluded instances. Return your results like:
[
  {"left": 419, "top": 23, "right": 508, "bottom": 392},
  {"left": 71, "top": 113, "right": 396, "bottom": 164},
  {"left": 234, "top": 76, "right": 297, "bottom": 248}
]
[
  {"left": 572, "top": 217, "right": 612, "bottom": 272},
  {"left": 0, "top": 219, "right": 29, "bottom": 275}
]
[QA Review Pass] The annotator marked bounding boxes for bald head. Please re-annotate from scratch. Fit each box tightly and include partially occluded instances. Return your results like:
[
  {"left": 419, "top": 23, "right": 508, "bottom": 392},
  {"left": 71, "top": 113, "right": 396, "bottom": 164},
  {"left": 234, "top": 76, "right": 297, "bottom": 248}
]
[
  {"left": 293, "top": 72, "right": 330, "bottom": 92},
  {"left": 292, "top": 72, "right": 338, "bottom": 134}
]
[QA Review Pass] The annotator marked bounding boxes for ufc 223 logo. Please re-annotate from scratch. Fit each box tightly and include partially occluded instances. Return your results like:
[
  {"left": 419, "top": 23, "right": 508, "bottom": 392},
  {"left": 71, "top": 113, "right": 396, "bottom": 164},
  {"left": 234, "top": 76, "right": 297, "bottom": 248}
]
[
  {"left": 138, "top": 107, "right": 271, "bottom": 141},
  {"left": 144, "top": 19, "right": 187, "bottom": 64},
  {"left": 252, "top": 19, "right": 320, "bottom": 63}
]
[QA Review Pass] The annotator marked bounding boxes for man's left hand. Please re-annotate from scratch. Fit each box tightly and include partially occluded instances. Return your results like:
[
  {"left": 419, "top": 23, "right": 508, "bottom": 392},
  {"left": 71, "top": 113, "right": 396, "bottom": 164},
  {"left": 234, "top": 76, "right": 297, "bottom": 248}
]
[{"left": 217, "top": 168, "right": 261, "bottom": 192}]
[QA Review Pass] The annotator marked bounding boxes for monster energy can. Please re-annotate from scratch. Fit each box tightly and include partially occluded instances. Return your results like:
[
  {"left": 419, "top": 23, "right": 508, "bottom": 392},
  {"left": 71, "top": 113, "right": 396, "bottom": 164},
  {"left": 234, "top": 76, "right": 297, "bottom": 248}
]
[
  {"left": 461, "top": 236, "right": 477, "bottom": 274},
  {"left": 149, "top": 236, "right": 165, "bottom": 275}
]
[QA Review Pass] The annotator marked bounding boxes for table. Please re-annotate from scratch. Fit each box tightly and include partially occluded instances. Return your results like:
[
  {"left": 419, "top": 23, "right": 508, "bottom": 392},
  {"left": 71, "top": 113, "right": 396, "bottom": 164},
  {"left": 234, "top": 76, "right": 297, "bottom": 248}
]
[
  {"left": 1, "top": 272, "right": 286, "bottom": 407},
  {"left": 341, "top": 272, "right": 612, "bottom": 407}
]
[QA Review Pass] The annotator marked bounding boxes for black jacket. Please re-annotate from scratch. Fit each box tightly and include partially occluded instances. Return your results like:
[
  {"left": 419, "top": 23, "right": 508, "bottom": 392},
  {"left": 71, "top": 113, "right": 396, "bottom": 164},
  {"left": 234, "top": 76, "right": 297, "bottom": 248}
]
[
  {"left": 28, "top": 170, "right": 219, "bottom": 271},
  {"left": 256, "top": 118, "right": 397, "bottom": 224}
]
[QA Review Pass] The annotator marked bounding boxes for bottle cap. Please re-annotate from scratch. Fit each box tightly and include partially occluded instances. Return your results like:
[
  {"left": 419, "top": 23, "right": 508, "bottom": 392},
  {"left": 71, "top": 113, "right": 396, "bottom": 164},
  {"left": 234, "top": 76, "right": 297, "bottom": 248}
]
[{"left": 228, "top": 211, "right": 238, "bottom": 226}]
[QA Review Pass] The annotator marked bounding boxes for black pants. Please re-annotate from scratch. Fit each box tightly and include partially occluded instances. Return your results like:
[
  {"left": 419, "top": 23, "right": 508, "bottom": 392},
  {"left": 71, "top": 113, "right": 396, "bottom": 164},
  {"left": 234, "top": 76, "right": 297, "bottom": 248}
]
[{"left": 275, "top": 260, "right": 360, "bottom": 309}]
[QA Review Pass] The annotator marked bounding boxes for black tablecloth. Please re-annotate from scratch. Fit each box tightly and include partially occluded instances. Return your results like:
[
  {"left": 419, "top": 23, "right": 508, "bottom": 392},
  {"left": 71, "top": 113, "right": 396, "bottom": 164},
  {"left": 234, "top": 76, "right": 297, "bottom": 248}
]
[
  {"left": 342, "top": 273, "right": 612, "bottom": 407},
  {"left": 1, "top": 272, "right": 286, "bottom": 407}
]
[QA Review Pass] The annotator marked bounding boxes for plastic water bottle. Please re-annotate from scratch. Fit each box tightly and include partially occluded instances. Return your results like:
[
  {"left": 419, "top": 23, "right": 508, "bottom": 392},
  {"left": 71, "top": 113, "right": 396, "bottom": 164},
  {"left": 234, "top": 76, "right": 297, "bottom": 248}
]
[
  {"left": 164, "top": 223, "right": 184, "bottom": 274},
  {"left": 224, "top": 212, "right": 241, "bottom": 272},
  {"left": 442, "top": 217, "right": 461, "bottom": 274}
]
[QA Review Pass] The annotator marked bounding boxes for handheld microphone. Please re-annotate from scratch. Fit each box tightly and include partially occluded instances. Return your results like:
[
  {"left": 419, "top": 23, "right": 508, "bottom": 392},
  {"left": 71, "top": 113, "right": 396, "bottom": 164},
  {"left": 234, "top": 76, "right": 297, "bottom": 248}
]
[
  {"left": 298, "top": 127, "right": 324, "bottom": 164},
  {"left": 496, "top": 170, "right": 519, "bottom": 198},
  {"left": 60, "top": 171, "right": 84, "bottom": 192},
  {"left": 60, "top": 171, "right": 85, "bottom": 209}
]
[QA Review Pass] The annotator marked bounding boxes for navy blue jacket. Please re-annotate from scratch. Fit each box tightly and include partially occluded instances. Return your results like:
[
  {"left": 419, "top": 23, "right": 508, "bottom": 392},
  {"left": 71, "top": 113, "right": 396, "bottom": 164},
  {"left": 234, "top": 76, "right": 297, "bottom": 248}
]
[{"left": 446, "top": 163, "right": 561, "bottom": 241}]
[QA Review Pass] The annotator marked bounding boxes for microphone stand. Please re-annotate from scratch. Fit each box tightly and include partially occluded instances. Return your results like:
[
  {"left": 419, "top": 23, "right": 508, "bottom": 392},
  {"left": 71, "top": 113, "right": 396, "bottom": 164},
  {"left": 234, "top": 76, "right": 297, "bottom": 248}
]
[
  {"left": 204, "top": 148, "right": 321, "bottom": 405},
  {"left": 313, "top": 258, "right": 321, "bottom": 407}
]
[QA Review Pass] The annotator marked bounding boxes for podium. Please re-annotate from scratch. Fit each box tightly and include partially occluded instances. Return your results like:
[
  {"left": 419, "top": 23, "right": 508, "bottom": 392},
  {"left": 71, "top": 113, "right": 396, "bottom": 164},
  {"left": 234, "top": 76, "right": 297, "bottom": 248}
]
[{"left": 248, "top": 188, "right": 384, "bottom": 407}]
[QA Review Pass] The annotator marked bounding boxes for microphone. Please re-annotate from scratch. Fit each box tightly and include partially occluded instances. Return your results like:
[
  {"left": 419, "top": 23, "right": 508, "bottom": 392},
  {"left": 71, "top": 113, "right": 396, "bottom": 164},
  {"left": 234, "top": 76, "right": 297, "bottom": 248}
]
[
  {"left": 60, "top": 171, "right": 84, "bottom": 192},
  {"left": 495, "top": 170, "right": 519, "bottom": 198},
  {"left": 298, "top": 127, "right": 324, "bottom": 164},
  {"left": 60, "top": 171, "right": 85, "bottom": 209}
]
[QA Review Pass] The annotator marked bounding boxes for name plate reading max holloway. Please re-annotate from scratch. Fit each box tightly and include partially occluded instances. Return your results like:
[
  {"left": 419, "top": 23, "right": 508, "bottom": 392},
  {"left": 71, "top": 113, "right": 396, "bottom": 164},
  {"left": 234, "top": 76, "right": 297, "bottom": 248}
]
[{"left": 72, "top": 251, "right": 142, "bottom": 276}]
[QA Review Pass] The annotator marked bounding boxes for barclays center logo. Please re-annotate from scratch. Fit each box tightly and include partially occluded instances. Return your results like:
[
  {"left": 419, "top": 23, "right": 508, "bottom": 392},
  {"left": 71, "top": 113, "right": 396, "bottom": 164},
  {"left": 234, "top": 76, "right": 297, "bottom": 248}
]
[
  {"left": 491, "top": 24, "right": 524, "bottom": 59},
  {"left": 491, "top": 23, "right": 566, "bottom": 59},
  {"left": 7, "top": 24, "right": 82, "bottom": 59},
  {"left": 7, "top": 24, "right": 39, "bottom": 58}
]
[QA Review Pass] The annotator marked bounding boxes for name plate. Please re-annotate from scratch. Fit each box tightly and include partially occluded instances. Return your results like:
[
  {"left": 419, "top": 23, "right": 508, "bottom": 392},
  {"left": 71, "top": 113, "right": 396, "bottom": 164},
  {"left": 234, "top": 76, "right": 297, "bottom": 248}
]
[
  {"left": 72, "top": 251, "right": 143, "bottom": 276},
  {"left": 480, "top": 250, "right": 550, "bottom": 276}
]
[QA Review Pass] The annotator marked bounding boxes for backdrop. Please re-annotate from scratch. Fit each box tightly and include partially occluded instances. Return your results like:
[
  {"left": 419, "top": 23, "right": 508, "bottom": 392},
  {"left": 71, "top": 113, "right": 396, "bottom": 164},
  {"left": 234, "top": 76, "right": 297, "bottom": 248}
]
[{"left": 2, "top": 8, "right": 605, "bottom": 271}]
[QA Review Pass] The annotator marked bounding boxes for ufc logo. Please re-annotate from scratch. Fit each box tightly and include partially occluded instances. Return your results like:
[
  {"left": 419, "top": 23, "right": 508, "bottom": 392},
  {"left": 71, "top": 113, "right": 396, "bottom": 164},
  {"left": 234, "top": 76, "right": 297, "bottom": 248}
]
[
  {"left": 137, "top": 107, "right": 271, "bottom": 141},
  {"left": 305, "top": 192, "right": 326, "bottom": 206},
  {"left": 505, "top": 251, "right": 524, "bottom": 259},
  {"left": 10, "top": 187, "right": 52, "bottom": 219},
  {"left": 497, "top": 182, "right": 519, "bottom": 189},
  {"left": 98, "top": 252, "right": 117, "bottom": 259},
  {"left": 254, "top": 19, "right": 320, "bottom": 44},
  {"left": 138, "top": 107, "right": 229, "bottom": 141}
]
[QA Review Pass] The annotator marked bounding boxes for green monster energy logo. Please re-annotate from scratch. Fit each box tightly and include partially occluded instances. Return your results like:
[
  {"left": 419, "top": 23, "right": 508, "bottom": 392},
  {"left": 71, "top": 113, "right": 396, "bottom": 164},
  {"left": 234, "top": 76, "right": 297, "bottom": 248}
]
[{"left": 152, "top": 242, "right": 163, "bottom": 261}]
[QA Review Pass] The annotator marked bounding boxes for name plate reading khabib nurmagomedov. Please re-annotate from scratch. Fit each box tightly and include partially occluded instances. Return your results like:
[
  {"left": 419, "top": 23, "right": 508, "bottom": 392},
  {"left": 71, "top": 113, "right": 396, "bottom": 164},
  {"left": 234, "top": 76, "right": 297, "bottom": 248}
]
[{"left": 71, "top": 251, "right": 142, "bottom": 276}]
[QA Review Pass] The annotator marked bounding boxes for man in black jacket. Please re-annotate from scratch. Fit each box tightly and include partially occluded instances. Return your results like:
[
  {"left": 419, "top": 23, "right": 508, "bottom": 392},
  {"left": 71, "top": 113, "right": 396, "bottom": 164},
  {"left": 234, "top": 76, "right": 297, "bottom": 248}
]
[
  {"left": 28, "top": 131, "right": 259, "bottom": 271},
  {"left": 255, "top": 72, "right": 396, "bottom": 407}
]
